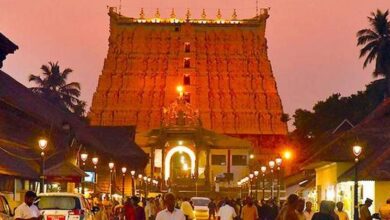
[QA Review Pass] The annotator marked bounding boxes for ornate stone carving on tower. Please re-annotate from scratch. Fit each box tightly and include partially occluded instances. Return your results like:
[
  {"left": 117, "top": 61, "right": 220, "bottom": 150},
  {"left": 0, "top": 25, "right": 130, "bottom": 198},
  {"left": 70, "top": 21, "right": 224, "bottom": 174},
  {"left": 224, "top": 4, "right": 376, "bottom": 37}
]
[{"left": 89, "top": 8, "right": 288, "bottom": 155}]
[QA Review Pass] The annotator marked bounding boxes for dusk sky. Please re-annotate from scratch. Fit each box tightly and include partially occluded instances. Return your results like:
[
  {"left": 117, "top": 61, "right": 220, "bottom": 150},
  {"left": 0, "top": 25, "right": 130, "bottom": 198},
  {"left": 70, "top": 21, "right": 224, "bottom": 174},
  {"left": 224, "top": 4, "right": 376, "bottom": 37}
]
[{"left": 1, "top": 0, "right": 389, "bottom": 128}]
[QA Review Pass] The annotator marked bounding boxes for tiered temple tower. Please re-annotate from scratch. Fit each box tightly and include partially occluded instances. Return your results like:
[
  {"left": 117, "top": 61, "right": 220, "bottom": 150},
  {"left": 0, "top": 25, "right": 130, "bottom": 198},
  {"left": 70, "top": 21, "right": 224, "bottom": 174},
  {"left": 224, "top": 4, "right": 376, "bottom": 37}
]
[{"left": 89, "top": 8, "right": 288, "bottom": 159}]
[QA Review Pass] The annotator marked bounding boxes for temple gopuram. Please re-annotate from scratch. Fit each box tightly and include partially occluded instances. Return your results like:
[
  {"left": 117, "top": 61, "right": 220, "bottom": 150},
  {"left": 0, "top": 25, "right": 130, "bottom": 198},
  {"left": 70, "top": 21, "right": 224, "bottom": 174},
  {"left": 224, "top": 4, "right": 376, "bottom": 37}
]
[{"left": 89, "top": 7, "right": 288, "bottom": 191}]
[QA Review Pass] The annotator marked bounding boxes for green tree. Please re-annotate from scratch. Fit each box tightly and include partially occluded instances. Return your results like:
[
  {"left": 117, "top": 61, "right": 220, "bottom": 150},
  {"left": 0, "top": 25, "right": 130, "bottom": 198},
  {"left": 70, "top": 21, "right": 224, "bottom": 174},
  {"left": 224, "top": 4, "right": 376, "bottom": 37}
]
[
  {"left": 29, "top": 61, "right": 86, "bottom": 117},
  {"left": 292, "top": 79, "right": 385, "bottom": 144},
  {"left": 357, "top": 9, "right": 390, "bottom": 94}
]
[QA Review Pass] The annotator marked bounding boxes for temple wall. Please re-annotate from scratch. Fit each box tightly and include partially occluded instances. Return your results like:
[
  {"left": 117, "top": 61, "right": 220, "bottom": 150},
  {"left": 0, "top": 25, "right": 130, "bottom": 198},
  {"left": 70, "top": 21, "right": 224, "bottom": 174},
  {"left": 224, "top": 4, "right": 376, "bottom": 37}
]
[{"left": 89, "top": 11, "right": 287, "bottom": 149}]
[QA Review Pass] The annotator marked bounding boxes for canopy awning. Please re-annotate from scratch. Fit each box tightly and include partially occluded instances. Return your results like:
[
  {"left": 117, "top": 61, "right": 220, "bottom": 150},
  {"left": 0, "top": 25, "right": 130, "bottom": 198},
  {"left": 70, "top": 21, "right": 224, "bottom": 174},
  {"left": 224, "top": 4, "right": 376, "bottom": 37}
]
[{"left": 45, "top": 161, "right": 86, "bottom": 183}]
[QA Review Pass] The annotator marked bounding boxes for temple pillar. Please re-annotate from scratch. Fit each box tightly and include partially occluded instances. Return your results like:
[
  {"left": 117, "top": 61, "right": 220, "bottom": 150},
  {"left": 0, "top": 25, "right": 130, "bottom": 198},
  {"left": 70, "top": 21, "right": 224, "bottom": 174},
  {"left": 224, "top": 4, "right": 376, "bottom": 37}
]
[{"left": 205, "top": 148, "right": 210, "bottom": 186}]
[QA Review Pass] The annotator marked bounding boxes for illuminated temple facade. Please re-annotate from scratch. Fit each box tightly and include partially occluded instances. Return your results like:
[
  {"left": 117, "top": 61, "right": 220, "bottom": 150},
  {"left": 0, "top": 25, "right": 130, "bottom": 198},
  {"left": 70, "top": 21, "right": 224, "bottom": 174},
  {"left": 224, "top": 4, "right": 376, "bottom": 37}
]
[{"left": 89, "top": 8, "right": 288, "bottom": 188}]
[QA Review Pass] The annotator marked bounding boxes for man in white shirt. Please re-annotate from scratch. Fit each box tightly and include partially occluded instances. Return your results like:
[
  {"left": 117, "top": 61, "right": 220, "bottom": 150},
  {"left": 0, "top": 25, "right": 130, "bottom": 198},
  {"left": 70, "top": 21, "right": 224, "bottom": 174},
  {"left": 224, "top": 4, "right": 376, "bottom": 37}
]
[
  {"left": 217, "top": 200, "right": 237, "bottom": 220},
  {"left": 304, "top": 201, "right": 314, "bottom": 220},
  {"left": 14, "top": 191, "right": 42, "bottom": 220},
  {"left": 156, "top": 193, "right": 185, "bottom": 220}
]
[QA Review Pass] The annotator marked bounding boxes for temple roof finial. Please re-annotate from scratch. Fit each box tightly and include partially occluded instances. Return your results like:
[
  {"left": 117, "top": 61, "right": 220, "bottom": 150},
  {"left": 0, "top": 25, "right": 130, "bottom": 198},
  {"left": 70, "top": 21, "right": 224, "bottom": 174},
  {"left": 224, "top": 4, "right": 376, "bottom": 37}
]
[
  {"left": 186, "top": 8, "right": 191, "bottom": 20},
  {"left": 139, "top": 8, "right": 145, "bottom": 19},
  {"left": 155, "top": 8, "right": 161, "bottom": 18},
  {"left": 201, "top": 9, "right": 207, "bottom": 19},
  {"left": 216, "top": 9, "right": 222, "bottom": 20},
  {"left": 232, "top": 9, "right": 237, "bottom": 20},
  {"left": 170, "top": 8, "right": 176, "bottom": 18}
]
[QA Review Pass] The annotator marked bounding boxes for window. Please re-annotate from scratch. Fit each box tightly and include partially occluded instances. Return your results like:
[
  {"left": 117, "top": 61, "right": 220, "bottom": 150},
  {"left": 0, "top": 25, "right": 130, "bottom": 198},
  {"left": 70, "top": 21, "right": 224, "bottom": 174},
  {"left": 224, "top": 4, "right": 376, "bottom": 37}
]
[
  {"left": 184, "top": 75, "right": 190, "bottom": 85},
  {"left": 184, "top": 42, "right": 191, "bottom": 53},
  {"left": 184, "top": 58, "right": 190, "bottom": 68},
  {"left": 37, "top": 196, "right": 81, "bottom": 210},
  {"left": 232, "top": 155, "right": 247, "bottom": 166},
  {"left": 211, "top": 155, "right": 226, "bottom": 165},
  {"left": 184, "top": 92, "right": 191, "bottom": 103}
]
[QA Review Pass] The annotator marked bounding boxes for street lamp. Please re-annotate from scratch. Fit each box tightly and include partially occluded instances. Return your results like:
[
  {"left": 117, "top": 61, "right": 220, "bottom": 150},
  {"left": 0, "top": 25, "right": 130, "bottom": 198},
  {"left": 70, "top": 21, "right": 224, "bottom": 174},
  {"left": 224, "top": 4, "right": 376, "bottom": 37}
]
[
  {"left": 249, "top": 173, "right": 254, "bottom": 196},
  {"left": 137, "top": 174, "right": 143, "bottom": 198},
  {"left": 269, "top": 160, "right": 275, "bottom": 199},
  {"left": 143, "top": 176, "right": 148, "bottom": 198},
  {"left": 92, "top": 156, "right": 99, "bottom": 193},
  {"left": 261, "top": 166, "right": 267, "bottom": 199},
  {"left": 80, "top": 150, "right": 88, "bottom": 166},
  {"left": 254, "top": 170, "right": 259, "bottom": 200},
  {"left": 275, "top": 157, "right": 283, "bottom": 202},
  {"left": 121, "top": 167, "right": 127, "bottom": 201},
  {"left": 130, "top": 170, "right": 136, "bottom": 196},
  {"left": 38, "top": 137, "right": 48, "bottom": 193},
  {"left": 353, "top": 145, "right": 362, "bottom": 220},
  {"left": 80, "top": 149, "right": 88, "bottom": 194},
  {"left": 108, "top": 162, "right": 114, "bottom": 195}
]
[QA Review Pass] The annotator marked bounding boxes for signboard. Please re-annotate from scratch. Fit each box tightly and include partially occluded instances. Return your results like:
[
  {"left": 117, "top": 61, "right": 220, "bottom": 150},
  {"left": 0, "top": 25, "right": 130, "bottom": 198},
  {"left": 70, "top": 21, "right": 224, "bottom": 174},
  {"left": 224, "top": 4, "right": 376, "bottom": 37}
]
[{"left": 84, "top": 172, "right": 96, "bottom": 183}]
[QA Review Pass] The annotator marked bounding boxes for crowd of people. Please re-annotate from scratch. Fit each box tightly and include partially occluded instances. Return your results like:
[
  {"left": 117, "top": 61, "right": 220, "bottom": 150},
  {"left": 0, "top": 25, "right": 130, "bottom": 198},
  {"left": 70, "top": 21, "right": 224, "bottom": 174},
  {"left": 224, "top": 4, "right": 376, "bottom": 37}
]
[
  {"left": 89, "top": 193, "right": 390, "bottom": 220},
  {"left": 9, "top": 190, "right": 390, "bottom": 220}
]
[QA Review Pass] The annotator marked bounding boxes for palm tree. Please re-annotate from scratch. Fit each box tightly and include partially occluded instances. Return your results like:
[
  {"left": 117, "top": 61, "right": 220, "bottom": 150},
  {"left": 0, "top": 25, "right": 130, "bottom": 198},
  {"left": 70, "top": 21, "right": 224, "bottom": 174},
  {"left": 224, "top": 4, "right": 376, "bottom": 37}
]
[
  {"left": 357, "top": 9, "right": 390, "bottom": 95},
  {"left": 29, "top": 61, "right": 86, "bottom": 116}
]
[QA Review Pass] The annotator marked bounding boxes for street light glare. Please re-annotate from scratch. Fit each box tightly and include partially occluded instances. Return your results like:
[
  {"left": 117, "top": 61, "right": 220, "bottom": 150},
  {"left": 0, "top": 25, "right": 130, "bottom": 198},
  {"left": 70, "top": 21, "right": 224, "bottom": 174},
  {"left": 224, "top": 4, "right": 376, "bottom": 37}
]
[
  {"left": 109, "top": 162, "right": 115, "bottom": 169},
  {"left": 92, "top": 156, "right": 99, "bottom": 165},
  {"left": 80, "top": 152, "right": 88, "bottom": 162},
  {"left": 283, "top": 150, "right": 292, "bottom": 160},
  {"left": 121, "top": 167, "right": 127, "bottom": 174},
  {"left": 269, "top": 160, "right": 275, "bottom": 169},
  {"left": 353, "top": 145, "right": 362, "bottom": 157},
  {"left": 38, "top": 138, "right": 48, "bottom": 150}
]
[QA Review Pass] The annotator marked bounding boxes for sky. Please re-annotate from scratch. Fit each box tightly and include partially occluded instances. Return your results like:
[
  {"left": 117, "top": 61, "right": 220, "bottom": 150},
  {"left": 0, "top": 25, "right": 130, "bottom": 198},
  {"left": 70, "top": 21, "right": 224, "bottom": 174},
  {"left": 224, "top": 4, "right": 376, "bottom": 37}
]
[{"left": 1, "top": 0, "right": 389, "bottom": 128}]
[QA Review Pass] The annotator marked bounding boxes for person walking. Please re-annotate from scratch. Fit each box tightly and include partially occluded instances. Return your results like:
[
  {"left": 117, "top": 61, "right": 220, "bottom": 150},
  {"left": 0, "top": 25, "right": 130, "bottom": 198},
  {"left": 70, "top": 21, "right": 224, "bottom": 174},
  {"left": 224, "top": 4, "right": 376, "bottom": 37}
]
[
  {"left": 304, "top": 201, "right": 314, "bottom": 220},
  {"left": 14, "top": 191, "right": 43, "bottom": 220},
  {"left": 208, "top": 199, "right": 217, "bottom": 220},
  {"left": 379, "top": 198, "right": 390, "bottom": 220},
  {"left": 259, "top": 199, "right": 269, "bottom": 220},
  {"left": 180, "top": 198, "right": 195, "bottom": 220},
  {"left": 312, "top": 201, "right": 333, "bottom": 220},
  {"left": 360, "top": 198, "right": 373, "bottom": 220},
  {"left": 131, "top": 196, "right": 146, "bottom": 220},
  {"left": 217, "top": 199, "right": 237, "bottom": 220},
  {"left": 155, "top": 193, "right": 185, "bottom": 220},
  {"left": 296, "top": 198, "right": 306, "bottom": 220},
  {"left": 276, "top": 194, "right": 299, "bottom": 220},
  {"left": 335, "top": 202, "right": 349, "bottom": 220},
  {"left": 124, "top": 197, "right": 136, "bottom": 220},
  {"left": 240, "top": 197, "right": 258, "bottom": 220}
]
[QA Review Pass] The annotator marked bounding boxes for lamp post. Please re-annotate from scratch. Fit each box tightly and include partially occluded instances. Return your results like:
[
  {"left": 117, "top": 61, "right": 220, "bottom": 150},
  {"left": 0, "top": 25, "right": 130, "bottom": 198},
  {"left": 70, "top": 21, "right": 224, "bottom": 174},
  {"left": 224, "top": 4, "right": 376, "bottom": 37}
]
[
  {"left": 92, "top": 156, "right": 98, "bottom": 193},
  {"left": 254, "top": 170, "right": 259, "bottom": 200},
  {"left": 138, "top": 174, "right": 143, "bottom": 198},
  {"left": 143, "top": 176, "right": 148, "bottom": 198},
  {"left": 238, "top": 181, "right": 242, "bottom": 198},
  {"left": 275, "top": 157, "right": 282, "bottom": 202},
  {"left": 109, "top": 162, "right": 115, "bottom": 195},
  {"left": 80, "top": 150, "right": 88, "bottom": 194},
  {"left": 268, "top": 160, "right": 275, "bottom": 199},
  {"left": 147, "top": 177, "right": 151, "bottom": 198},
  {"left": 353, "top": 145, "right": 362, "bottom": 220},
  {"left": 121, "top": 167, "right": 127, "bottom": 202},
  {"left": 249, "top": 173, "right": 254, "bottom": 196},
  {"left": 130, "top": 170, "right": 136, "bottom": 196},
  {"left": 38, "top": 138, "right": 48, "bottom": 193},
  {"left": 261, "top": 166, "right": 267, "bottom": 199}
]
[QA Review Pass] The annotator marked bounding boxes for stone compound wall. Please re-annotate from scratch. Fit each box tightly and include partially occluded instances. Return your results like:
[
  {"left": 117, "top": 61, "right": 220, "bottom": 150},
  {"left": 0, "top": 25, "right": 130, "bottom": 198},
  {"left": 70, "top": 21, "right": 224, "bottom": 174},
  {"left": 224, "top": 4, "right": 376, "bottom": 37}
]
[{"left": 89, "top": 10, "right": 288, "bottom": 149}]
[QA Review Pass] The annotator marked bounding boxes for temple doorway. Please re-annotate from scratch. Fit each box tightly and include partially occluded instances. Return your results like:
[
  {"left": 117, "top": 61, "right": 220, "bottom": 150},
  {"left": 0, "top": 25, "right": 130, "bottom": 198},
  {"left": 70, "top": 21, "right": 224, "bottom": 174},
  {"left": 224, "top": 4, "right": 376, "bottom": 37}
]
[{"left": 164, "top": 146, "right": 195, "bottom": 181}]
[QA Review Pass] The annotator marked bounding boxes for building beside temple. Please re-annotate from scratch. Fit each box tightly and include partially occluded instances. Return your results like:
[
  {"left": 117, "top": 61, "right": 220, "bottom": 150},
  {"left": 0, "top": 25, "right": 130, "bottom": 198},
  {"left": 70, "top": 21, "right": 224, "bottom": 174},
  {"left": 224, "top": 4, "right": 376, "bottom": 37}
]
[
  {"left": 88, "top": 8, "right": 288, "bottom": 190},
  {"left": 0, "top": 32, "right": 147, "bottom": 207},
  {"left": 290, "top": 99, "right": 390, "bottom": 216}
]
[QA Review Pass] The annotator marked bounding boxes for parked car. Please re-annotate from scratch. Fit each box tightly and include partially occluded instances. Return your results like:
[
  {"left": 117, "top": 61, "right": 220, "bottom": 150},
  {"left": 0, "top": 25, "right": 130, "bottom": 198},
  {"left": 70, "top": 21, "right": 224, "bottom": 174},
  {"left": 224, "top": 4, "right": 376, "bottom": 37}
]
[
  {"left": 36, "top": 193, "right": 95, "bottom": 220},
  {"left": 0, "top": 193, "right": 13, "bottom": 220},
  {"left": 190, "top": 197, "right": 210, "bottom": 220}
]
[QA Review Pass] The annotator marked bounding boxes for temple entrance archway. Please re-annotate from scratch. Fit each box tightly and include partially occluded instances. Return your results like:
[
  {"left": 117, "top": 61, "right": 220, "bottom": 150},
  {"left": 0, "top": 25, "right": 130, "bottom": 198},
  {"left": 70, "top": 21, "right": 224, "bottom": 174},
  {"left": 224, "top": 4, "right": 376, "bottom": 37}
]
[{"left": 164, "top": 146, "right": 195, "bottom": 181}]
